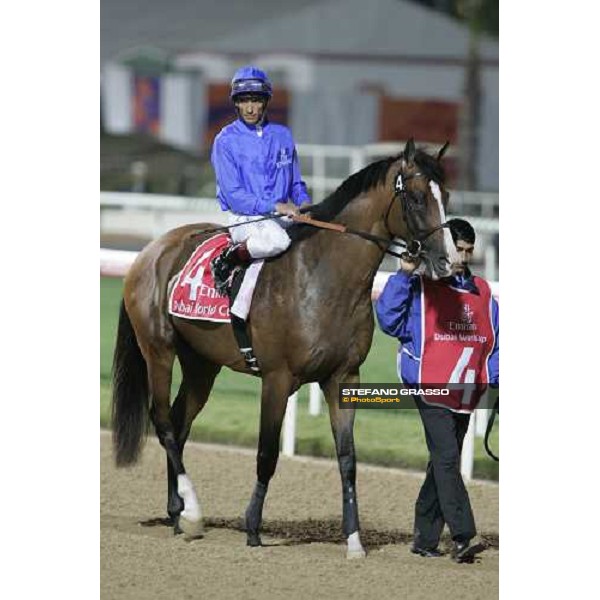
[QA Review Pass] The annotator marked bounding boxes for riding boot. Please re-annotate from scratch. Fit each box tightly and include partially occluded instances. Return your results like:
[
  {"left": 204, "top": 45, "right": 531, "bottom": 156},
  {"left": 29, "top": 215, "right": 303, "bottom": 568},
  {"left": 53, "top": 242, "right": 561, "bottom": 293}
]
[
  {"left": 231, "top": 315, "right": 261, "bottom": 374},
  {"left": 211, "top": 242, "right": 251, "bottom": 296},
  {"left": 229, "top": 268, "right": 261, "bottom": 374}
]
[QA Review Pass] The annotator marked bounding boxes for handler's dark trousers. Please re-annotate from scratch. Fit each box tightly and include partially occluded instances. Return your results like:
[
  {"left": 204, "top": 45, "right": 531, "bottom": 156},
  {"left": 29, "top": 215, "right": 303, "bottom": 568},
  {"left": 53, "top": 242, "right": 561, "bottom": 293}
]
[{"left": 413, "top": 398, "right": 476, "bottom": 549}]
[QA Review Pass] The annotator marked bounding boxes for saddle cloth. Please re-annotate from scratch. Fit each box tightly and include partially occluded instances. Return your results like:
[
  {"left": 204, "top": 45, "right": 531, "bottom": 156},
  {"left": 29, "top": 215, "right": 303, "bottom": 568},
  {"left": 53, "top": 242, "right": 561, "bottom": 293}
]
[{"left": 168, "top": 233, "right": 263, "bottom": 323}]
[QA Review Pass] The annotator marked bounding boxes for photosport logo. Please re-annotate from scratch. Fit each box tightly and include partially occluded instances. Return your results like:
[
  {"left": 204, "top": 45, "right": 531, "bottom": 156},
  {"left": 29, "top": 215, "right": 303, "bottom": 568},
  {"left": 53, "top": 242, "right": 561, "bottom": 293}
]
[{"left": 338, "top": 383, "right": 498, "bottom": 409}]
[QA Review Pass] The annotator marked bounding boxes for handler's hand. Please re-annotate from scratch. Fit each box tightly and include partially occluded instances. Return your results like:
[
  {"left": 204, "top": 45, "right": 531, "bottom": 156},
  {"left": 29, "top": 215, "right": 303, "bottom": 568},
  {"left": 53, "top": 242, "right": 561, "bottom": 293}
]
[
  {"left": 275, "top": 201, "right": 300, "bottom": 216},
  {"left": 399, "top": 252, "right": 421, "bottom": 274}
]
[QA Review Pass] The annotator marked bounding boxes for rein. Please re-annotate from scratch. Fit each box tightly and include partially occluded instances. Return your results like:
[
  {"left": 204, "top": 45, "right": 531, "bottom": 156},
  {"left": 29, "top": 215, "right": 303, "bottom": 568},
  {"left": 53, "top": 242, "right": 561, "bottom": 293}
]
[
  {"left": 290, "top": 214, "right": 406, "bottom": 259},
  {"left": 192, "top": 209, "right": 448, "bottom": 262},
  {"left": 193, "top": 164, "right": 450, "bottom": 261},
  {"left": 290, "top": 213, "right": 448, "bottom": 261}
]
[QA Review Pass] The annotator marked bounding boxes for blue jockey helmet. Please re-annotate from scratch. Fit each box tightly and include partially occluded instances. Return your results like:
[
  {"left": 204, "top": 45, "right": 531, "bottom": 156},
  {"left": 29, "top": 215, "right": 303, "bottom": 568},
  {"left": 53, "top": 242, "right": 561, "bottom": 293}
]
[{"left": 230, "top": 65, "right": 273, "bottom": 100}]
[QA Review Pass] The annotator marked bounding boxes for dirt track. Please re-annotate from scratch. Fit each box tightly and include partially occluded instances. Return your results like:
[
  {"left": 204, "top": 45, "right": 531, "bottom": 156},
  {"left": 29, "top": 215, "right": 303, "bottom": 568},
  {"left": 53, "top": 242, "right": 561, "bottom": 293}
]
[{"left": 101, "top": 431, "right": 498, "bottom": 600}]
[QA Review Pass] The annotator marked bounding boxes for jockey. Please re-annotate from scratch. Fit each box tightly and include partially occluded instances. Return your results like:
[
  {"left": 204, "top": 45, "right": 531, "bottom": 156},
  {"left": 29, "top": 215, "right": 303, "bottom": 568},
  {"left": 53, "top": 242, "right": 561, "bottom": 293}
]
[{"left": 210, "top": 65, "right": 311, "bottom": 294}]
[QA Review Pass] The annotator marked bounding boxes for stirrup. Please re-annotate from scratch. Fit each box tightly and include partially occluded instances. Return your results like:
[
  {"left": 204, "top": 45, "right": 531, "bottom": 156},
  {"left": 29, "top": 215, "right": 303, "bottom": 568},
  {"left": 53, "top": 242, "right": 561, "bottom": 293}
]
[{"left": 240, "top": 347, "right": 261, "bottom": 373}]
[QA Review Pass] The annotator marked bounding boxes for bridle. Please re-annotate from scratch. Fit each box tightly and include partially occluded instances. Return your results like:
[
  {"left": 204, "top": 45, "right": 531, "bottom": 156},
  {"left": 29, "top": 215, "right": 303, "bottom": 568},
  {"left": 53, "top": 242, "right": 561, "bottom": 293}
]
[{"left": 377, "top": 167, "right": 449, "bottom": 259}]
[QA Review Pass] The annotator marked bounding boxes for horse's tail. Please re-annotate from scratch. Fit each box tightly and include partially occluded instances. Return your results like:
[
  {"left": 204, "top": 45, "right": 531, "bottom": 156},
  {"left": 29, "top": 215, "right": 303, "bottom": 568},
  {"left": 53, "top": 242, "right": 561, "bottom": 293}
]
[{"left": 111, "top": 299, "right": 149, "bottom": 467}]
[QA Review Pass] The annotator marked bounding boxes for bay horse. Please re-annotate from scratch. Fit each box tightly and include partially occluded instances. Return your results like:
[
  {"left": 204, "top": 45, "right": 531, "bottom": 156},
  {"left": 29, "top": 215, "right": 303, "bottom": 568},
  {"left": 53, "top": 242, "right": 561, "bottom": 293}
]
[{"left": 111, "top": 139, "right": 455, "bottom": 558}]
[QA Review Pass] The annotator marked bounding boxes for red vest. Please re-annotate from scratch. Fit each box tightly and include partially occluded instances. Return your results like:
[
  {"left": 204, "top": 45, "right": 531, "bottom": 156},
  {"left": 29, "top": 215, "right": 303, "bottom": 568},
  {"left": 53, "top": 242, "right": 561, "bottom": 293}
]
[{"left": 419, "top": 276, "right": 495, "bottom": 412}]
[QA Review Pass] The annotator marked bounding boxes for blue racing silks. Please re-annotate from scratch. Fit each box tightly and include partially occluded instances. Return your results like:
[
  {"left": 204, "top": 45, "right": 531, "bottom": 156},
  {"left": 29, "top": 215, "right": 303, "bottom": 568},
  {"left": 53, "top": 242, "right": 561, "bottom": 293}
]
[{"left": 211, "top": 119, "right": 310, "bottom": 215}]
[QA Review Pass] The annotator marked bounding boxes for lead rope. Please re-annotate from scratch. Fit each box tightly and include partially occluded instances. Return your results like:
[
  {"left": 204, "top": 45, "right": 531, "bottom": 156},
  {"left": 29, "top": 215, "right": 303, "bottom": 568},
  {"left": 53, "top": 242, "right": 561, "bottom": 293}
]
[{"left": 484, "top": 398, "right": 499, "bottom": 462}]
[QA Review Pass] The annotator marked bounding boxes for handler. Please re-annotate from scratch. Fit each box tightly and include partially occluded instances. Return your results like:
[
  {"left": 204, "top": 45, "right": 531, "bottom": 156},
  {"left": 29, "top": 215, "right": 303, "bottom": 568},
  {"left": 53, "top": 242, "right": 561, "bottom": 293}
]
[
  {"left": 210, "top": 65, "right": 311, "bottom": 294},
  {"left": 375, "top": 218, "right": 499, "bottom": 562}
]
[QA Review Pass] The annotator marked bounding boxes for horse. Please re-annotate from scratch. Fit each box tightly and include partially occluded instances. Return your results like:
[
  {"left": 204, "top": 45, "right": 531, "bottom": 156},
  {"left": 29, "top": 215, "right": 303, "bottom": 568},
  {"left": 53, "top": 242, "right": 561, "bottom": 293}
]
[{"left": 111, "top": 138, "right": 455, "bottom": 559}]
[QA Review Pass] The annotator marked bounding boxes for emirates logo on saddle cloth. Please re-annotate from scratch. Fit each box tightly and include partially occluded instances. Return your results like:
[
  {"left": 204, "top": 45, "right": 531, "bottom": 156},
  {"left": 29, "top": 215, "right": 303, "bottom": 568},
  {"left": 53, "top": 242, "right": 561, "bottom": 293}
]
[
  {"left": 168, "top": 234, "right": 232, "bottom": 322},
  {"left": 419, "top": 276, "right": 495, "bottom": 411}
]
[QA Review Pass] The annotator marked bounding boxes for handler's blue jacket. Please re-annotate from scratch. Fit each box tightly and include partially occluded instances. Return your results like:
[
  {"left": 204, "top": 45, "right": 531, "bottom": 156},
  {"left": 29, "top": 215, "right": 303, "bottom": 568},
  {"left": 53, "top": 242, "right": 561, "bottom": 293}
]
[
  {"left": 375, "top": 270, "right": 499, "bottom": 387},
  {"left": 211, "top": 118, "right": 310, "bottom": 215}
]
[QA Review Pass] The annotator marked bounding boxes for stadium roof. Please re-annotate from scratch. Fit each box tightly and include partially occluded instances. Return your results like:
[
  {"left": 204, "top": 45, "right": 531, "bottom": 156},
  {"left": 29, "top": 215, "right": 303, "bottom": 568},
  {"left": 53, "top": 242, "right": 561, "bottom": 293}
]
[
  {"left": 102, "top": 0, "right": 498, "bottom": 66},
  {"left": 101, "top": 0, "right": 323, "bottom": 64}
]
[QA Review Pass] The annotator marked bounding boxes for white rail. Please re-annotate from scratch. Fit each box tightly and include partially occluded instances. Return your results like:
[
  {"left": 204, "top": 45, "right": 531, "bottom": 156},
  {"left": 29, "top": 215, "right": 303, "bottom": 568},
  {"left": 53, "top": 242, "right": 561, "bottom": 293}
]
[
  {"left": 100, "top": 192, "right": 498, "bottom": 234},
  {"left": 296, "top": 143, "right": 499, "bottom": 216},
  {"left": 282, "top": 393, "right": 298, "bottom": 457},
  {"left": 101, "top": 247, "right": 497, "bottom": 478}
]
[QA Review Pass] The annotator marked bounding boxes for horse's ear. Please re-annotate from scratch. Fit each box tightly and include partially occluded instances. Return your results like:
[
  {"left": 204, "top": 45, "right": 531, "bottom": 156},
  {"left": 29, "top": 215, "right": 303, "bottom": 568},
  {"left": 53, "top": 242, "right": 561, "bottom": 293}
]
[
  {"left": 404, "top": 138, "right": 416, "bottom": 162},
  {"left": 437, "top": 141, "right": 450, "bottom": 161}
]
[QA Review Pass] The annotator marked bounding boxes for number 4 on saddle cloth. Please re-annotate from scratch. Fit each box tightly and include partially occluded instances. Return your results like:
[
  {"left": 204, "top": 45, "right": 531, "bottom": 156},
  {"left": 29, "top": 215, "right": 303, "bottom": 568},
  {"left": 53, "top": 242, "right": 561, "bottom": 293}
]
[{"left": 167, "top": 233, "right": 263, "bottom": 373}]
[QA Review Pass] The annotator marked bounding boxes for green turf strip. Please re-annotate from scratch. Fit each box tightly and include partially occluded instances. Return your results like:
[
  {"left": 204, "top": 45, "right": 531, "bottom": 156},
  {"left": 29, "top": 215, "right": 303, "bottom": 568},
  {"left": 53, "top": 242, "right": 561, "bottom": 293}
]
[{"left": 101, "top": 277, "right": 498, "bottom": 480}]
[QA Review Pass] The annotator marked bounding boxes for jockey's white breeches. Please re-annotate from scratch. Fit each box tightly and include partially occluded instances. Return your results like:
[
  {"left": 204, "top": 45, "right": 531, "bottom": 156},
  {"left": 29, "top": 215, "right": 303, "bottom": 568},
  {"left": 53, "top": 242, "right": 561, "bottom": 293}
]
[{"left": 228, "top": 214, "right": 293, "bottom": 259}]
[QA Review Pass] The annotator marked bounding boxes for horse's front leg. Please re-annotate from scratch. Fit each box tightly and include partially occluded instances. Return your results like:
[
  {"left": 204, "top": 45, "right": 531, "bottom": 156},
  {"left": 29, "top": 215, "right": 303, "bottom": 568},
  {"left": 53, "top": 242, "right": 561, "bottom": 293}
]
[
  {"left": 321, "top": 371, "right": 366, "bottom": 559},
  {"left": 245, "top": 370, "right": 293, "bottom": 547}
]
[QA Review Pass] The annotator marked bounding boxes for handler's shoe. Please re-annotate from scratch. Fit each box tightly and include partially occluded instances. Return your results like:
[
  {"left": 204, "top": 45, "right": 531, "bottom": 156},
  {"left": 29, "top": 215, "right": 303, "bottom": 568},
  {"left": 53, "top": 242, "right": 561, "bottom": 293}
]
[
  {"left": 451, "top": 540, "right": 485, "bottom": 563},
  {"left": 411, "top": 545, "right": 442, "bottom": 558}
]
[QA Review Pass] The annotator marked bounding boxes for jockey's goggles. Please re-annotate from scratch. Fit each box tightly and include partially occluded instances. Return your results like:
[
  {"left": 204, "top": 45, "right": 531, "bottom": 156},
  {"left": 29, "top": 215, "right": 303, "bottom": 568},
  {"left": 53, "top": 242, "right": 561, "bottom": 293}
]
[{"left": 231, "top": 78, "right": 272, "bottom": 99}]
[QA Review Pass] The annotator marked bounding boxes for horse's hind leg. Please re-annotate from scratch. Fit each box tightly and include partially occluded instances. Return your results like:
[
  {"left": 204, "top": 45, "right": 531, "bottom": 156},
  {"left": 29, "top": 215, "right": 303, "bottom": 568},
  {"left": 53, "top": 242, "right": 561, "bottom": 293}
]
[
  {"left": 321, "top": 370, "right": 366, "bottom": 559},
  {"left": 145, "top": 343, "right": 204, "bottom": 539},
  {"left": 166, "top": 382, "right": 187, "bottom": 527},
  {"left": 245, "top": 370, "right": 294, "bottom": 547},
  {"left": 167, "top": 346, "right": 221, "bottom": 532}
]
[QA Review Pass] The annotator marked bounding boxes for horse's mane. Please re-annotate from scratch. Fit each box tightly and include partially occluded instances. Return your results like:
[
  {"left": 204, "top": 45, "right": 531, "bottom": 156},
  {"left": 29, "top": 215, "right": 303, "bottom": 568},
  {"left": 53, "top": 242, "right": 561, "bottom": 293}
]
[
  {"left": 289, "top": 148, "right": 445, "bottom": 243},
  {"left": 308, "top": 156, "right": 397, "bottom": 222}
]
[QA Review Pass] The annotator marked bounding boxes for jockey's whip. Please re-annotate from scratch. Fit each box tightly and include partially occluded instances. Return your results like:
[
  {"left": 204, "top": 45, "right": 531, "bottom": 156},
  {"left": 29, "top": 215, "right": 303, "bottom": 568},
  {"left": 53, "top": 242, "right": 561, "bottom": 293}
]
[{"left": 191, "top": 205, "right": 314, "bottom": 237}]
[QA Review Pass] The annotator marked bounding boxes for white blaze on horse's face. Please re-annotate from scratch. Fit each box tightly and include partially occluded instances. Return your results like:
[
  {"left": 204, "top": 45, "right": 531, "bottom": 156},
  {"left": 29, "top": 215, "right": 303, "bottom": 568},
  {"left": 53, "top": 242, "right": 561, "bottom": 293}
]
[{"left": 429, "top": 180, "right": 460, "bottom": 273}]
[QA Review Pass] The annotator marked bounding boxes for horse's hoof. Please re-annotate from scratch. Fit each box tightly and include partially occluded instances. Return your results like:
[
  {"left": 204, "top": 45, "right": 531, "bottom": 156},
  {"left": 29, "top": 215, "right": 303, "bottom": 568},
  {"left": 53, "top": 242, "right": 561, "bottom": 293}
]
[
  {"left": 346, "top": 531, "right": 366, "bottom": 559},
  {"left": 172, "top": 516, "right": 184, "bottom": 536},
  {"left": 246, "top": 532, "right": 262, "bottom": 547},
  {"left": 346, "top": 547, "right": 367, "bottom": 559},
  {"left": 178, "top": 516, "right": 204, "bottom": 539}
]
